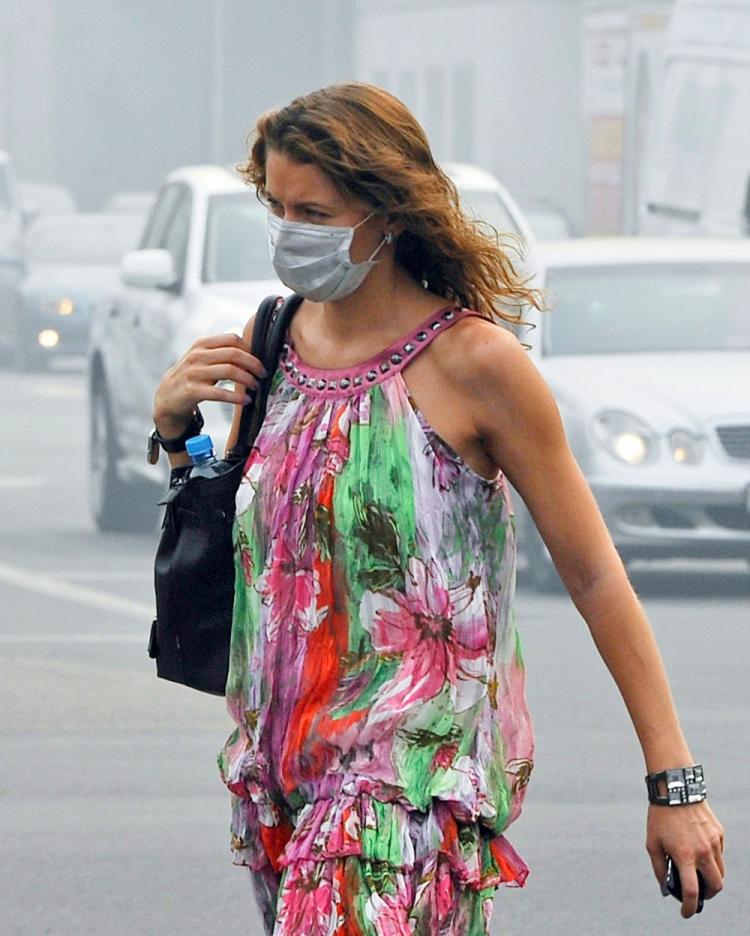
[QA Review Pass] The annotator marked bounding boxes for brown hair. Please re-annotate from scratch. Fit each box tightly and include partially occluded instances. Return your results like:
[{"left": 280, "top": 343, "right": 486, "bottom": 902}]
[{"left": 237, "top": 81, "right": 547, "bottom": 329}]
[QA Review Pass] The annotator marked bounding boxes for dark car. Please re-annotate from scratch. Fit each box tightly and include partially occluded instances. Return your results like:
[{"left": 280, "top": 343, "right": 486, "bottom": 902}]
[{"left": 5, "top": 211, "right": 145, "bottom": 369}]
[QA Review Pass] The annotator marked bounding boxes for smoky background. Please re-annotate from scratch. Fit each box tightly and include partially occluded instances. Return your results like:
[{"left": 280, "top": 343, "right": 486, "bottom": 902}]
[{"left": 0, "top": 3, "right": 748, "bottom": 936}]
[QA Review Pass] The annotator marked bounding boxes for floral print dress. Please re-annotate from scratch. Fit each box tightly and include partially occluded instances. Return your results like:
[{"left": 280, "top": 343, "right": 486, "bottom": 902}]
[{"left": 218, "top": 305, "right": 535, "bottom": 935}]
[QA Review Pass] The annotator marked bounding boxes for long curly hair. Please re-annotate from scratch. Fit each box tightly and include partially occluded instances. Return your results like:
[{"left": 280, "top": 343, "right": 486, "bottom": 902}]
[{"left": 237, "top": 81, "right": 546, "bottom": 328}]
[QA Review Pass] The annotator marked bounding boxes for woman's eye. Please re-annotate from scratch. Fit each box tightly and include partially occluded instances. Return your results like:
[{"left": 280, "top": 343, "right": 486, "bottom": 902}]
[{"left": 305, "top": 209, "right": 327, "bottom": 220}]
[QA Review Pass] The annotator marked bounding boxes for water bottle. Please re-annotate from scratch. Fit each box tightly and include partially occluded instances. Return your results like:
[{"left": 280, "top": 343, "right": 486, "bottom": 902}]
[{"left": 185, "top": 434, "right": 234, "bottom": 479}]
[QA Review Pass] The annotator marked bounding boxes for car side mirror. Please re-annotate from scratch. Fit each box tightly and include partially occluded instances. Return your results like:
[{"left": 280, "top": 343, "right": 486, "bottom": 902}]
[{"left": 120, "top": 248, "right": 178, "bottom": 289}]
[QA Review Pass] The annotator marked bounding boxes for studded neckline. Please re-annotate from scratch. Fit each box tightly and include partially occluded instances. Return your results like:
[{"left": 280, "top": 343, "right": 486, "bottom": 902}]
[{"left": 280, "top": 305, "right": 479, "bottom": 397}]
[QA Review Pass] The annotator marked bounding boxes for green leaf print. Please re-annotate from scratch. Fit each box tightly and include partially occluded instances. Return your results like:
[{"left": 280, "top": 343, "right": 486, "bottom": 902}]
[
  {"left": 352, "top": 498, "right": 404, "bottom": 593},
  {"left": 397, "top": 722, "right": 463, "bottom": 749},
  {"left": 314, "top": 500, "right": 334, "bottom": 562}
]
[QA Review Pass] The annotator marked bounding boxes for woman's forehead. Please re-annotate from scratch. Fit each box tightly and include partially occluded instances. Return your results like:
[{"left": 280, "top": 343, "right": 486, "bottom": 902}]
[{"left": 264, "top": 150, "right": 342, "bottom": 205}]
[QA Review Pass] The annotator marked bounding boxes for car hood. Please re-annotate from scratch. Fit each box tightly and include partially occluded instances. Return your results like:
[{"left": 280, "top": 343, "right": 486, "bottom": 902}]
[
  {"left": 22, "top": 263, "right": 121, "bottom": 299},
  {"left": 182, "top": 280, "right": 289, "bottom": 344},
  {"left": 540, "top": 352, "right": 750, "bottom": 428}
]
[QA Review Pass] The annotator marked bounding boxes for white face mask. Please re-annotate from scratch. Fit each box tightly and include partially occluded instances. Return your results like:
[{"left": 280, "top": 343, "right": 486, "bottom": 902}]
[{"left": 267, "top": 209, "right": 390, "bottom": 302}]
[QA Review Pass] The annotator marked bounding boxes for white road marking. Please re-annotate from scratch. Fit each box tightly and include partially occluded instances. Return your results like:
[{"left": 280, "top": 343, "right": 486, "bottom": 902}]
[
  {"left": 0, "top": 633, "right": 144, "bottom": 643},
  {"left": 36, "top": 570, "right": 153, "bottom": 582},
  {"left": 0, "top": 476, "right": 47, "bottom": 489},
  {"left": 31, "top": 380, "right": 86, "bottom": 400},
  {"left": 0, "top": 561, "right": 154, "bottom": 620}
]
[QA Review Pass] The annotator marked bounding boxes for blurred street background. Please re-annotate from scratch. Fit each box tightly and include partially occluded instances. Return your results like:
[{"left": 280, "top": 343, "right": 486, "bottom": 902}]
[{"left": 1, "top": 1, "right": 749, "bottom": 934}]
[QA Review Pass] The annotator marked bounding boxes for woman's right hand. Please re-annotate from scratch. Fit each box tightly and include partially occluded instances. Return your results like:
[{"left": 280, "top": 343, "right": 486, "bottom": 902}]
[{"left": 152, "top": 329, "right": 267, "bottom": 438}]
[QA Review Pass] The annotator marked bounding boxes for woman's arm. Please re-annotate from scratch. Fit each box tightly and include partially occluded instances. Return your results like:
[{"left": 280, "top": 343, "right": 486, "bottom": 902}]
[
  {"left": 151, "top": 312, "right": 262, "bottom": 466},
  {"left": 454, "top": 321, "right": 725, "bottom": 918}
]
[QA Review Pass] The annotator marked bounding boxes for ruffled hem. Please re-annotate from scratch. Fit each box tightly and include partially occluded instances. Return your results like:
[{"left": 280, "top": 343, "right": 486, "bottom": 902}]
[
  {"left": 230, "top": 789, "right": 528, "bottom": 891},
  {"left": 273, "top": 852, "right": 498, "bottom": 935}
]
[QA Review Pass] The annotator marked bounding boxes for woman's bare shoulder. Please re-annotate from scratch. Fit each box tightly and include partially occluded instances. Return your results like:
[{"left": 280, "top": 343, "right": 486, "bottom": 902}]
[
  {"left": 433, "top": 312, "right": 527, "bottom": 385},
  {"left": 436, "top": 312, "right": 561, "bottom": 453}
]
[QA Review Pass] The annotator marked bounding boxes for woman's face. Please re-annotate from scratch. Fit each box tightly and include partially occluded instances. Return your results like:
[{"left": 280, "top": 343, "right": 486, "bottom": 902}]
[{"left": 263, "top": 147, "right": 387, "bottom": 263}]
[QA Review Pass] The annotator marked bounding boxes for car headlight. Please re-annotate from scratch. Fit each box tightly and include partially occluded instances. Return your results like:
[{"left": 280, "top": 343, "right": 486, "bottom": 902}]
[
  {"left": 592, "top": 410, "right": 660, "bottom": 465},
  {"left": 668, "top": 429, "right": 703, "bottom": 465},
  {"left": 33, "top": 296, "right": 75, "bottom": 316},
  {"left": 55, "top": 297, "right": 75, "bottom": 316}
]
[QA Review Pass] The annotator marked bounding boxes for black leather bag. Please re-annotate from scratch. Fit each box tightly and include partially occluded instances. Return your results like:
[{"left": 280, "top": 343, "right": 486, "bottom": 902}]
[{"left": 148, "top": 293, "right": 302, "bottom": 694}]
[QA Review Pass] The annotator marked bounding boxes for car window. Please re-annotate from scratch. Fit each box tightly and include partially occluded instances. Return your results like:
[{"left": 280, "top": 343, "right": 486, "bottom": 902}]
[
  {"left": 543, "top": 263, "right": 750, "bottom": 354},
  {"left": 24, "top": 215, "right": 147, "bottom": 264},
  {"left": 161, "top": 193, "right": 192, "bottom": 284},
  {"left": 458, "top": 188, "right": 519, "bottom": 236},
  {"left": 202, "top": 193, "right": 275, "bottom": 282},
  {"left": 139, "top": 184, "right": 185, "bottom": 249}
]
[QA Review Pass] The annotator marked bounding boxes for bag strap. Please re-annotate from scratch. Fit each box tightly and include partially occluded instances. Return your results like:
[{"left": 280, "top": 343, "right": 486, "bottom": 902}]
[{"left": 227, "top": 293, "right": 303, "bottom": 461}]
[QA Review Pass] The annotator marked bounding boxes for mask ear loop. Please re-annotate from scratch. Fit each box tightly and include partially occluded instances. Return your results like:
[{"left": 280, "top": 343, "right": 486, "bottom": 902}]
[{"left": 366, "top": 230, "right": 395, "bottom": 262}]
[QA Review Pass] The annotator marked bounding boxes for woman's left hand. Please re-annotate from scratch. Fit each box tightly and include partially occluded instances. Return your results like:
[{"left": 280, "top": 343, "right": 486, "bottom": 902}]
[{"left": 646, "top": 800, "right": 725, "bottom": 918}]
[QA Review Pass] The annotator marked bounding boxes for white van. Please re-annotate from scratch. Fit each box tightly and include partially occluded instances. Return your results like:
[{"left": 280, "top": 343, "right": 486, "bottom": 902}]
[{"left": 641, "top": 0, "right": 750, "bottom": 237}]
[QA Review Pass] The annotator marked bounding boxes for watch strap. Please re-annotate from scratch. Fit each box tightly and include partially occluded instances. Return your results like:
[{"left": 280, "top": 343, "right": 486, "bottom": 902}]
[{"left": 148, "top": 407, "right": 204, "bottom": 463}]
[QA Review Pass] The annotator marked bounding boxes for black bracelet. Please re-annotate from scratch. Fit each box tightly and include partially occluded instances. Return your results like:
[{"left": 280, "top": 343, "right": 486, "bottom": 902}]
[
  {"left": 645, "top": 764, "right": 707, "bottom": 805},
  {"left": 147, "top": 407, "right": 205, "bottom": 464}
]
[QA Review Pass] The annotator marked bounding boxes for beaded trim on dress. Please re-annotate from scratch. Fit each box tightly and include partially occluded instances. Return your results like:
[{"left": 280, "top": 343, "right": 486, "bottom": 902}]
[{"left": 280, "top": 306, "right": 479, "bottom": 397}]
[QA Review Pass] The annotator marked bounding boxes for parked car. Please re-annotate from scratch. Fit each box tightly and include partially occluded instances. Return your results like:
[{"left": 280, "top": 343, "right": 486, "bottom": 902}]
[
  {"left": 87, "top": 161, "right": 536, "bottom": 532},
  {"left": 444, "top": 160, "right": 536, "bottom": 251},
  {"left": 513, "top": 237, "right": 750, "bottom": 589},
  {"left": 5, "top": 211, "right": 146, "bottom": 369},
  {"left": 17, "top": 182, "right": 76, "bottom": 224},
  {"left": 102, "top": 191, "right": 157, "bottom": 215}
]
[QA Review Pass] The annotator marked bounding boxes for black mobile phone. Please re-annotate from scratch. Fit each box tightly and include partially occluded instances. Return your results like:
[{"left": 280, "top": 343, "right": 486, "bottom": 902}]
[{"left": 663, "top": 856, "right": 705, "bottom": 913}]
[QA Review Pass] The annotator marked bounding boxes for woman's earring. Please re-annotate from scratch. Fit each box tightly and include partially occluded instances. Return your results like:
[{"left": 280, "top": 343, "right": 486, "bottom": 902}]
[{"left": 384, "top": 231, "right": 394, "bottom": 245}]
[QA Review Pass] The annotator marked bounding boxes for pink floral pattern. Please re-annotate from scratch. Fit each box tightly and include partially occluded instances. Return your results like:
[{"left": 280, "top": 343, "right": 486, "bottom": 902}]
[{"left": 218, "top": 306, "right": 534, "bottom": 935}]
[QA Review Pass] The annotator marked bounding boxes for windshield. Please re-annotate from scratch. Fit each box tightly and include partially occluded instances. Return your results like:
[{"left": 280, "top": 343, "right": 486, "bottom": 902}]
[
  {"left": 203, "top": 193, "right": 276, "bottom": 282},
  {"left": 458, "top": 188, "right": 519, "bottom": 236},
  {"left": 543, "top": 263, "right": 750, "bottom": 354},
  {"left": 26, "top": 215, "right": 145, "bottom": 263}
]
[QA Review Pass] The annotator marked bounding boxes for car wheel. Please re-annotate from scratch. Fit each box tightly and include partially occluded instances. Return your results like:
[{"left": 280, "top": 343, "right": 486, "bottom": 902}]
[
  {"left": 89, "top": 383, "right": 160, "bottom": 533},
  {"left": 520, "top": 521, "right": 565, "bottom": 593}
]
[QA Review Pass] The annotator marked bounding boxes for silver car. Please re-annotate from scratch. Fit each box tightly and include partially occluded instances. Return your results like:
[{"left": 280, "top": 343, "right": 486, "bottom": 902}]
[{"left": 514, "top": 237, "right": 750, "bottom": 589}]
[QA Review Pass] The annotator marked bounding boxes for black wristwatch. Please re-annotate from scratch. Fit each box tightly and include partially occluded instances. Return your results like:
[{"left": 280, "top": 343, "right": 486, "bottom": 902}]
[
  {"left": 645, "top": 764, "right": 707, "bottom": 806},
  {"left": 147, "top": 407, "right": 204, "bottom": 464}
]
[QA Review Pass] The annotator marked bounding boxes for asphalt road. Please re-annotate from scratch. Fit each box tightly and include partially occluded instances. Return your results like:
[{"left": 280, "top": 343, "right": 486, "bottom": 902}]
[{"left": 0, "top": 363, "right": 747, "bottom": 935}]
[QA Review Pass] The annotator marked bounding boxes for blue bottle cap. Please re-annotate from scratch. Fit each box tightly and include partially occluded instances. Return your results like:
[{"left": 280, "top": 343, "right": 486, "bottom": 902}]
[{"left": 185, "top": 434, "right": 214, "bottom": 459}]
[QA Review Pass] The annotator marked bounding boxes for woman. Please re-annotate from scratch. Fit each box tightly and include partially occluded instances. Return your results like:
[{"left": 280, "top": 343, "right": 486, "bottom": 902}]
[{"left": 152, "top": 83, "right": 724, "bottom": 934}]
